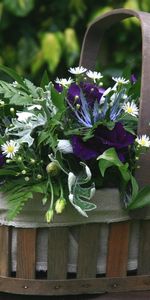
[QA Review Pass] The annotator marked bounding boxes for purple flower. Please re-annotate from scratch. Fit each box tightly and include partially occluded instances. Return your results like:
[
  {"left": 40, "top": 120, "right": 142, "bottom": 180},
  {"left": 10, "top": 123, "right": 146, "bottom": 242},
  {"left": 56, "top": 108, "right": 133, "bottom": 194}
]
[
  {"left": 81, "top": 83, "right": 104, "bottom": 107},
  {"left": 54, "top": 83, "right": 63, "bottom": 93},
  {"left": 0, "top": 153, "right": 5, "bottom": 167},
  {"left": 131, "top": 74, "right": 137, "bottom": 84},
  {"left": 71, "top": 122, "right": 134, "bottom": 161},
  {"left": 67, "top": 83, "right": 81, "bottom": 105}
]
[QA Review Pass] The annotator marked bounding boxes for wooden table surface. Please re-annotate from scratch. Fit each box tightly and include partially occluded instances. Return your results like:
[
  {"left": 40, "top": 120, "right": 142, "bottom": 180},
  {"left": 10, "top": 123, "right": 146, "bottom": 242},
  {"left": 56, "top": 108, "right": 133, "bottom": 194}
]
[{"left": 0, "top": 292, "right": 150, "bottom": 299}]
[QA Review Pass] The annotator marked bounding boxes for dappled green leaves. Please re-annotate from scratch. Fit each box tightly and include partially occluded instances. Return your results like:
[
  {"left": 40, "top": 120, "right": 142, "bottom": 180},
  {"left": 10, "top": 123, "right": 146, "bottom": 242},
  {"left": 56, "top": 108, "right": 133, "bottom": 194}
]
[
  {"left": 3, "top": 0, "right": 35, "bottom": 17},
  {"left": 0, "top": 0, "right": 146, "bottom": 82},
  {"left": 41, "top": 33, "right": 62, "bottom": 73},
  {"left": 64, "top": 28, "right": 79, "bottom": 66}
]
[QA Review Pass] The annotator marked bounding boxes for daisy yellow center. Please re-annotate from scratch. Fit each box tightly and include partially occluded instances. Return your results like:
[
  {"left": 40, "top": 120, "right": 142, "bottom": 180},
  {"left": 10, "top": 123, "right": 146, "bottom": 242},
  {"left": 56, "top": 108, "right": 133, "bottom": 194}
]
[
  {"left": 140, "top": 139, "right": 146, "bottom": 146},
  {"left": 7, "top": 145, "right": 15, "bottom": 153},
  {"left": 126, "top": 107, "right": 133, "bottom": 113}
]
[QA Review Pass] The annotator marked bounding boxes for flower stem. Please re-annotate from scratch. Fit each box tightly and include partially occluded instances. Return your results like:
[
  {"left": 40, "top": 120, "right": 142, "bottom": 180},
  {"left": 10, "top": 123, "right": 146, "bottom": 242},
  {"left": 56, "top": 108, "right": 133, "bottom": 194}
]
[
  {"left": 48, "top": 175, "right": 54, "bottom": 209},
  {"left": 59, "top": 179, "right": 64, "bottom": 198}
]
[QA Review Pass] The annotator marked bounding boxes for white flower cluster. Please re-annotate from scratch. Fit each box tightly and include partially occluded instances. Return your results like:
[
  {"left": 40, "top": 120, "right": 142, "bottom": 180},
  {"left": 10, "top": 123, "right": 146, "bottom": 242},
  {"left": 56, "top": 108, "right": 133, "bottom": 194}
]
[{"left": 56, "top": 66, "right": 104, "bottom": 87}]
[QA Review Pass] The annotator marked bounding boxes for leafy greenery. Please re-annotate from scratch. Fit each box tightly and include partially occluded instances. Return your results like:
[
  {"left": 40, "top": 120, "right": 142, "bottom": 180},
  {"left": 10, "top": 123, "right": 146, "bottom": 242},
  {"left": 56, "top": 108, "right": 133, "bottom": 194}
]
[
  {"left": 97, "top": 148, "right": 130, "bottom": 182},
  {"left": 0, "top": 0, "right": 149, "bottom": 83}
]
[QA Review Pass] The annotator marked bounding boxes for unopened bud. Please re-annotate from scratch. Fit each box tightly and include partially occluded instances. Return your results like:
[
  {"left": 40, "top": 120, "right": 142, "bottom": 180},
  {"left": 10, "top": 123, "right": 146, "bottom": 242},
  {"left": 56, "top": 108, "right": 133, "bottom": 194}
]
[
  {"left": 42, "top": 196, "right": 47, "bottom": 205},
  {"left": 74, "top": 95, "right": 79, "bottom": 100},
  {"left": 76, "top": 104, "right": 80, "bottom": 110},
  {"left": 0, "top": 100, "right": 4, "bottom": 106},
  {"left": 6, "top": 159, "right": 11, "bottom": 164},
  {"left": 17, "top": 156, "right": 22, "bottom": 162},
  {"left": 25, "top": 176, "right": 30, "bottom": 182},
  {"left": 10, "top": 107, "right": 15, "bottom": 113},
  {"left": 45, "top": 209, "right": 54, "bottom": 223},
  {"left": 55, "top": 197, "right": 66, "bottom": 214},
  {"left": 46, "top": 161, "right": 60, "bottom": 176},
  {"left": 30, "top": 158, "right": 36, "bottom": 164},
  {"left": 22, "top": 170, "right": 26, "bottom": 175},
  {"left": 37, "top": 174, "right": 42, "bottom": 180}
]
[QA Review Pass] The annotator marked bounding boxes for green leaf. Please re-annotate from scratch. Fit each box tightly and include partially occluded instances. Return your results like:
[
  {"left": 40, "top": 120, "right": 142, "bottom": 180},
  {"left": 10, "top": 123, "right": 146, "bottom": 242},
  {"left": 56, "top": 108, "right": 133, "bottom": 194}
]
[
  {"left": 97, "top": 148, "right": 130, "bottom": 182},
  {"left": 130, "top": 175, "right": 139, "bottom": 200},
  {"left": 41, "top": 33, "right": 62, "bottom": 73},
  {"left": 51, "top": 84, "right": 65, "bottom": 111},
  {"left": 7, "top": 113, "right": 46, "bottom": 146},
  {"left": 128, "top": 186, "right": 150, "bottom": 210},
  {"left": 0, "top": 81, "right": 31, "bottom": 104},
  {"left": 9, "top": 94, "right": 33, "bottom": 105},
  {"left": 30, "top": 182, "right": 47, "bottom": 194},
  {"left": 0, "top": 169, "right": 17, "bottom": 176},
  {"left": 6, "top": 190, "right": 33, "bottom": 220},
  {"left": 0, "top": 65, "right": 27, "bottom": 89},
  {"left": 24, "top": 79, "right": 38, "bottom": 98},
  {"left": 3, "top": 0, "right": 35, "bottom": 17},
  {"left": 40, "top": 70, "right": 50, "bottom": 89},
  {"left": 68, "top": 163, "right": 96, "bottom": 217},
  {"left": 64, "top": 28, "right": 79, "bottom": 66}
]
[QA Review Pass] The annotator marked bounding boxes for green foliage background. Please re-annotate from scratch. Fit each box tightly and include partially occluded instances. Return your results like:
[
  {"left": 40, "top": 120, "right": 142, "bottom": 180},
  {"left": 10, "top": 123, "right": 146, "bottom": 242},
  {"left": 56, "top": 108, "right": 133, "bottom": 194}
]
[{"left": 0, "top": 0, "right": 149, "bottom": 83}]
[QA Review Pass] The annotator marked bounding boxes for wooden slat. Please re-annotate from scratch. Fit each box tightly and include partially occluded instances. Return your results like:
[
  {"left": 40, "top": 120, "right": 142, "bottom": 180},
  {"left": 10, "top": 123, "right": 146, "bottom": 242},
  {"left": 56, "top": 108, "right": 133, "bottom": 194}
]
[
  {"left": 16, "top": 228, "right": 36, "bottom": 279},
  {"left": 0, "top": 226, "right": 11, "bottom": 276},
  {"left": 106, "top": 222, "right": 130, "bottom": 277},
  {"left": 138, "top": 220, "right": 150, "bottom": 275},
  {"left": 1, "top": 275, "right": 150, "bottom": 295},
  {"left": 77, "top": 224, "right": 100, "bottom": 279},
  {"left": 47, "top": 227, "right": 68, "bottom": 280}
]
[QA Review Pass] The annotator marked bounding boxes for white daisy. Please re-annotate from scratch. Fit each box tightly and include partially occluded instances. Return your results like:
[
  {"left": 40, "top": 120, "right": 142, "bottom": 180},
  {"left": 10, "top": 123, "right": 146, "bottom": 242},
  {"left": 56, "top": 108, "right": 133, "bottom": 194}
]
[
  {"left": 68, "top": 66, "right": 87, "bottom": 75},
  {"left": 55, "top": 77, "right": 73, "bottom": 87},
  {"left": 16, "top": 111, "right": 34, "bottom": 122},
  {"left": 86, "top": 70, "right": 103, "bottom": 82},
  {"left": 112, "top": 77, "right": 129, "bottom": 84},
  {"left": 136, "top": 135, "right": 150, "bottom": 147},
  {"left": 57, "top": 139, "right": 73, "bottom": 154},
  {"left": 122, "top": 101, "right": 139, "bottom": 117},
  {"left": 1, "top": 140, "right": 20, "bottom": 159}
]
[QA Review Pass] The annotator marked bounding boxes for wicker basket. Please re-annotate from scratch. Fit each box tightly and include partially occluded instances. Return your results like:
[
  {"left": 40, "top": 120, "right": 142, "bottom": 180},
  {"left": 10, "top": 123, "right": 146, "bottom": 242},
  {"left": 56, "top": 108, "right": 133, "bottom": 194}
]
[{"left": 0, "top": 8, "right": 150, "bottom": 297}]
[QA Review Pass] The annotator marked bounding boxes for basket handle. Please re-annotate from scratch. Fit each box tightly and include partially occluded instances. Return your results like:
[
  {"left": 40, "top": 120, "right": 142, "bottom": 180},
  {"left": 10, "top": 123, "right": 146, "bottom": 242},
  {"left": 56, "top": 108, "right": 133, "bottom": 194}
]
[{"left": 80, "top": 8, "right": 150, "bottom": 187}]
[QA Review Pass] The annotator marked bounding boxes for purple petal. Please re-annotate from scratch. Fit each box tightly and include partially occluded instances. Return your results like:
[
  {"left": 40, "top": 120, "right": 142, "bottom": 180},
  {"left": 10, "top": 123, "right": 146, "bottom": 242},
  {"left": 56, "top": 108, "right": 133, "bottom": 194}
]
[
  {"left": 71, "top": 122, "right": 134, "bottom": 161},
  {"left": 0, "top": 154, "right": 5, "bottom": 167},
  {"left": 54, "top": 83, "right": 63, "bottom": 93},
  {"left": 81, "top": 82, "right": 104, "bottom": 106},
  {"left": 95, "top": 123, "right": 134, "bottom": 149},
  {"left": 131, "top": 74, "right": 137, "bottom": 84},
  {"left": 67, "top": 84, "right": 81, "bottom": 104},
  {"left": 71, "top": 136, "right": 98, "bottom": 160}
]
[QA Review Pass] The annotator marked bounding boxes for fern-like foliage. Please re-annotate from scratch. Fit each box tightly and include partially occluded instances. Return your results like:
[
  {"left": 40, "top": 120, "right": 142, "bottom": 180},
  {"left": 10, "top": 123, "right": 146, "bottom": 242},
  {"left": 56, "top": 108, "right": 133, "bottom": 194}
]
[{"left": 1, "top": 182, "right": 33, "bottom": 220}]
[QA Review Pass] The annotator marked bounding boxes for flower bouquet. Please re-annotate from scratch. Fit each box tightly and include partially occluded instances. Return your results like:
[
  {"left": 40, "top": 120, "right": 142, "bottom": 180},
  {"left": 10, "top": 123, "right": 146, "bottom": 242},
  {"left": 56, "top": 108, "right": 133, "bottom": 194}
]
[{"left": 0, "top": 65, "right": 150, "bottom": 223}]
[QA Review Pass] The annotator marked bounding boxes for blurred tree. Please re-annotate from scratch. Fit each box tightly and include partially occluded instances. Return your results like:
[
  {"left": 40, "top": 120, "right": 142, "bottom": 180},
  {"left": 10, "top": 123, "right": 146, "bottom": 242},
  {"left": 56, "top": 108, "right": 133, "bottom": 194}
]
[{"left": 0, "top": 0, "right": 149, "bottom": 83}]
